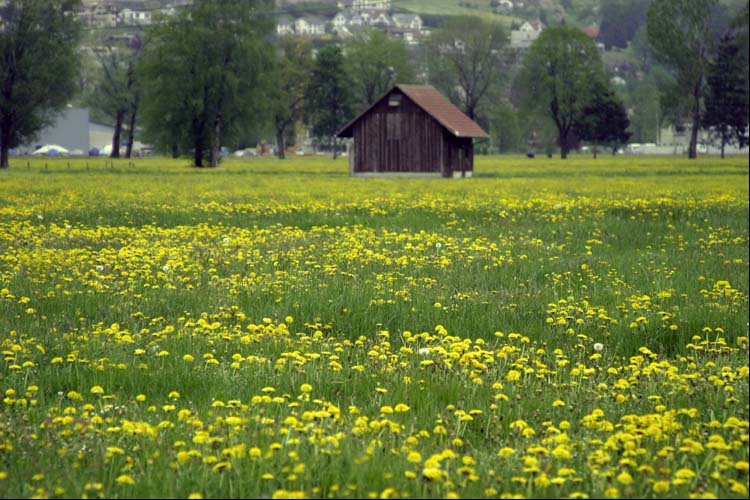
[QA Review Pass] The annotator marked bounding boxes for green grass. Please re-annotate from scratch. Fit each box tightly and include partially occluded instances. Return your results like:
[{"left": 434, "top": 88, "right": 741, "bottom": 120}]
[{"left": 0, "top": 154, "right": 748, "bottom": 499}]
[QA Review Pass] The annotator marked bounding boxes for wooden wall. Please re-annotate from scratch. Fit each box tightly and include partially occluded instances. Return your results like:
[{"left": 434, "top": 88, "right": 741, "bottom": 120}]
[{"left": 351, "top": 92, "right": 473, "bottom": 175}]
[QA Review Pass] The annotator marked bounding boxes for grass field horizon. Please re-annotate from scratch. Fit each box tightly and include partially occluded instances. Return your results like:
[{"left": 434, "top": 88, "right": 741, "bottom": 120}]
[{"left": 1, "top": 155, "right": 748, "bottom": 499}]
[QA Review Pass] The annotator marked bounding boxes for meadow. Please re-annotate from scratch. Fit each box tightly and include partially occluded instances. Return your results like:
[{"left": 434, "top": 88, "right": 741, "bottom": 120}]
[{"left": 0, "top": 155, "right": 748, "bottom": 499}]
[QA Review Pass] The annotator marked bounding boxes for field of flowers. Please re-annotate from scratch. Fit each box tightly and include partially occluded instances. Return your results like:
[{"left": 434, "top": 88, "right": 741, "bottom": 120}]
[{"left": 0, "top": 155, "right": 748, "bottom": 499}]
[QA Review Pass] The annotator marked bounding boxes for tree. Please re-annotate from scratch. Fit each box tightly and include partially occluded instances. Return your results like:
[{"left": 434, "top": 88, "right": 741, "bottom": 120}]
[
  {"left": 343, "top": 29, "right": 415, "bottom": 109},
  {"left": 575, "top": 83, "right": 630, "bottom": 157},
  {"left": 87, "top": 36, "right": 141, "bottom": 159},
  {"left": 423, "top": 16, "right": 513, "bottom": 121},
  {"left": 515, "top": 25, "right": 608, "bottom": 159},
  {"left": 488, "top": 102, "right": 522, "bottom": 153},
  {"left": 703, "top": 32, "right": 749, "bottom": 157},
  {"left": 0, "top": 0, "right": 82, "bottom": 168},
  {"left": 138, "top": 0, "right": 274, "bottom": 167},
  {"left": 598, "top": 0, "right": 650, "bottom": 49},
  {"left": 647, "top": 0, "right": 717, "bottom": 159},
  {"left": 269, "top": 37, "right": 313, "bottom": 160},
  {"left": 304, "top": 45, "right": 355, "bottom": 160}
]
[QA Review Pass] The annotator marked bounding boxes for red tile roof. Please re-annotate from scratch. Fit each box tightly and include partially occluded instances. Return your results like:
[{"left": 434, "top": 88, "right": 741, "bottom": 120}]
[{"left": 337, "top": 84, "right": 488, "bottom": 138}]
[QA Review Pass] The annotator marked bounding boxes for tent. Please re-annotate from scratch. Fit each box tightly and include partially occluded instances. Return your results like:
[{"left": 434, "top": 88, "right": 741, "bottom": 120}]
[{"left": 32, "top": 144, "right": 69, "bottom": 156}]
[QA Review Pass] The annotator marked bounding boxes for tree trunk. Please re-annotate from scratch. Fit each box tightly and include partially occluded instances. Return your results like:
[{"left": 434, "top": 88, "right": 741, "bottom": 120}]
[
  {"left": 0, "top": 144, "right": 8, "bottom": 169},
  {"left": 593, "top": 143, "right": 598, "bottom": 159},
  {"left": 332, "top": 136, "right": 337, "bottom": 160},
  {"left": 194, "top": 143, "right": 203, "bottom": 167},
  {"left": 210, "top": 110, "right": 222, "bottom": 168},
  {"left": 172, "top": 144, "right": 179, "bottom": 159},
  {"left": 0, "top": 125, "right": 10, "bottom": 168},
  {"left": 688, "top": 82, "right": 702, "bottom": 159},
  {"left": 111, "top": 111, "right": 124, "bottom": 158},
  {"left": 721, "top": 137, "right": 726, "bottom": 159},
  {"left": 276, "top": 128, "right": 286, "bottom": 159},
  {"left": 124, "top": 95, "right": 139, "bottom": 159}
]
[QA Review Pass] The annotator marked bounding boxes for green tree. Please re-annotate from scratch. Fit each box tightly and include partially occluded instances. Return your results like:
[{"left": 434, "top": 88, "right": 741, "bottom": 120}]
[
  {"left": 270, "top": 37, "right": 314, "bottom": 160},
  {"left": 627, "top": 71, "right": 664, "bottom": 144},
  {"left": 138, "top": 0, "right": 274, "bottom": 167},
  {"left": 343, "top": 29, "right": 415, "bottom": 109},
  {"left": 488, "top": 102, "right": 522, "bottom": 154},
  {"left": 87, "top": 36, "right": 141, "bottom": 159},
  {"left": 598, "top": 0, "right": 650, "bottom": 49},
  {"left": 703, "top": 32, "right": 749, "bottom": 157},
  {"left": 423, "top": 16, "right": 513, "bottom": 121},
  {"left": 647, "top": 0, "right": 717, "bottom": 159},
  {"left": 304, "top": 45, "right": 355, "bottom": 160},
  {"left": 575, "top": 83, "right": 630, "bottom": 157},
  {"left": 0, "top": 0, "right": 82, "bottom": 168},
  {"left": 515, "top": 25, "right": 608, "bottom": 159}
]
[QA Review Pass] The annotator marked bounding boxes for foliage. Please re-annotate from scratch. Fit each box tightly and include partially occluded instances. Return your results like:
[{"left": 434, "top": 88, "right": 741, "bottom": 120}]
[
  {"left": 575, "top": 83, "right": 630, "bottom": 157},
  {"left": 138, "top": 0, "right": 275, "bottom": 167},
  {"left": 597, "top": 0, "right": 650, "bottom": 49},
  {"left": 626, "top": 72, "right": 663, "bottom": 144},
  {"left": 0, "top": 155, "right": 747, "bottom": 499},
  {"left": 304, "top": 45, "right": 355, "bottom": 159},
  {"left": 515, "top": 25, "right": 608, "bottom": 159},
  {"left": 423, "top": 16, "right": 513, "bottom": 122},
  {"left": 0, "top": 0, "right": 82, "bottom": 168},
  {"left": 703, "top": 32, "right": 749, "bottom": 157},
  {"left": 646, "top": 0, "right": 717, "bottom": 159},
  {"left": 343, "top": 29, "right": 415, "bottom": 109},
  {"left": 269, "top": 37, "right": 314, "bottom": 159},
  {"left": 487, "top": 102, "right": 522, "bottom": 153},
  {"left": 85, "top": 37, "right": 142, "bottom": 159}
]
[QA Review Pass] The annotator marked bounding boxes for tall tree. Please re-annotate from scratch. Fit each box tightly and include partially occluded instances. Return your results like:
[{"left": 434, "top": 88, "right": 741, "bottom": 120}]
[
  {"left": 598, "top": 0, "right": 650, "bottom": 49},
  {"left": 647, "top": 0, "right": 717, "bottom": 159},
  {"left": 515, "top": 25, "right": 608, "bottom": 159},
  {"left": 138, "top": 0, "right": 274, "bottom": 167},
  {"left": 423, "top": 16, "right": 513, "bottom": 121},
  {"left": 343, "top": 29, "right": 415, "bottom": 109},
  {"left": 703, "top": 32, "right": 749, "bottom": 158},
  {"left": 87, "top": 36, "right": 141, "bottom": 159},
  {"left": 0, "top": 0, "right": 82, "bottom": 168},
  {"left": 304, "top": 45, "right": 355, "bottom": 160},
  {"left": 574, "top": 83, "right": 630, "bottom": 157},
  {"left": 488, "top": 102, "right": 522, "bottom": 153},
  {"left": 270, "top": 37, "right": 313, "bottom": 160}
]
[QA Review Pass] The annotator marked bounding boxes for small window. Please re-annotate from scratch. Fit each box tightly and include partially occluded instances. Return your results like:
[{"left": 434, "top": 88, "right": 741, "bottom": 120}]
[{"left": 388, "top": 94, "right": 402, "bottom": 107}]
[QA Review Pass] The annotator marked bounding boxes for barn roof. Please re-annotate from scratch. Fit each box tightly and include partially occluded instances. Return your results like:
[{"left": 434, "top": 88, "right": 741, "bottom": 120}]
[{"left": 337, "top": 84, "right": 488, "bottom": 138}]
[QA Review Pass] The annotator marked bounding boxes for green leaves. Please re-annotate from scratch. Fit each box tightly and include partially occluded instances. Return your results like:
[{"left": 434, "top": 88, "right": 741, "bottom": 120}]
[
  {"left": 515, "top": 25, "right": 607, "bottom": 158},
  {"left": 0, "top": 0, "right": 82, "bottom": 167}
]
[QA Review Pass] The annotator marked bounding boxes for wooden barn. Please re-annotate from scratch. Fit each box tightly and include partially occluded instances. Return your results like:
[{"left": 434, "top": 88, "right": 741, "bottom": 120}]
[{"left": 337, "top": 84, "right": 488, "bottom": 177}]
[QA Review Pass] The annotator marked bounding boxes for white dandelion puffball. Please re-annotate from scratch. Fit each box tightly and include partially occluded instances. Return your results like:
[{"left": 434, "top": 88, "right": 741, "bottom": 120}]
[
  {"left": 593, "top": 343, "right": 604, "bottom": 352},
  {"left": 418, "top": 347, "right": 430, "bottom": 355}
]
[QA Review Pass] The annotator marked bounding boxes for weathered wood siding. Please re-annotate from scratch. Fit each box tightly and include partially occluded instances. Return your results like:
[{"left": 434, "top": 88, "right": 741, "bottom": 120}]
[
  {"left": 351, "top": 92, "right": 446, "bottom": 174},
  {"left": 443, "top": 134, "right": 474, "bottom": 177}
]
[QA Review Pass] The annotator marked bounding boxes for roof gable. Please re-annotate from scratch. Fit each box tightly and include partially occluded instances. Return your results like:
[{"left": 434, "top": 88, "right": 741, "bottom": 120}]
[{"left": 337, "top": 84, "right": 488, "bottom": 138}]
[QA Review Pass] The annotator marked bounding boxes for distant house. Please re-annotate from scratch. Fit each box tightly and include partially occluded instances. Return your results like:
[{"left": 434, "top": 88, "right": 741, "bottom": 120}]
[
  {"left": 392, "top": 14, "right": 423, "bottom": 31},
  {"left": 119, "top": 8, "right": 152, "bottom": 26},
  {"left": 277, "top": 16, "right": 295, "bottom": 36},
  {"left": 337, "top": 85, "right": 488, "bottom": 177},
  {"left": 352, "top": 0, "right": 390, "bottom": 11},
  {"left": 294, "top": 16, "right": 327, "bottom": 36},
  {"left": 510, "top": 20, "right": 544, "bottom": 50}
]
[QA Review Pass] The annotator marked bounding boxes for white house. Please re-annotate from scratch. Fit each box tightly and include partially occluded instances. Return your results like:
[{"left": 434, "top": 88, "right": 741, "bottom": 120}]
[
  {"left": 352, "top": 0, "right": 390, "bottom": 11},
  {"left": 119, "top": 8, "right": 152, "bottom": 26},
  {"left": 277, "top": 16, "right": 295, "bottom": 36},
  {"left": 510, "top": 20, "right": 544, "bottom": 50},
  {"left": 392, "top": 14, "right": 423, "bottom": 31},
  {"left": 294, "top": 16, "right": 326, "bottom": 36}
]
